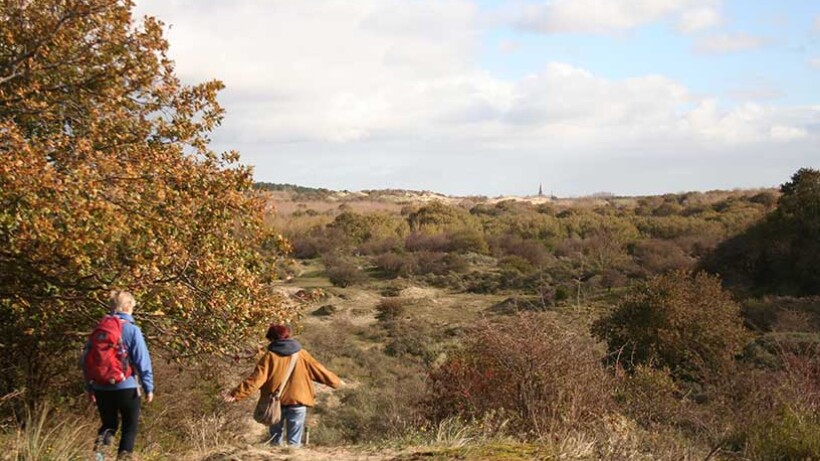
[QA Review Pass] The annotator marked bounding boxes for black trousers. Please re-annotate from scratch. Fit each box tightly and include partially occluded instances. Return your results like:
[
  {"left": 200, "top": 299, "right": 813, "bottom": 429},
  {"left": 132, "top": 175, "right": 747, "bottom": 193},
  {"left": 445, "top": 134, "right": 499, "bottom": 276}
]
[{"left": 94, "top": 388, "right": 141, "bottom": 454}]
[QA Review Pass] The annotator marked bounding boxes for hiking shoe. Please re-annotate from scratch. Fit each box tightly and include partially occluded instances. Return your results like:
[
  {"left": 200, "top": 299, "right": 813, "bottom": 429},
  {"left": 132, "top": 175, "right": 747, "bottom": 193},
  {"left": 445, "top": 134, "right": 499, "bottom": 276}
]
[
  {"left": 94, "top": 431, "right": 113, "bottom": 449},
  {"left": 93, "top": 434, "right": 107, "bottom": 461}
]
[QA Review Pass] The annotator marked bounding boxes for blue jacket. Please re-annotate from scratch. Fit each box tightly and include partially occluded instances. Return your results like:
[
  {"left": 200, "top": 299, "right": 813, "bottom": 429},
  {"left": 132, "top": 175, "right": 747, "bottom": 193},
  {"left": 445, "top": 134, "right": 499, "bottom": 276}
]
[{"left": 83, "top": 312, "right": 154, "bottom": 394}]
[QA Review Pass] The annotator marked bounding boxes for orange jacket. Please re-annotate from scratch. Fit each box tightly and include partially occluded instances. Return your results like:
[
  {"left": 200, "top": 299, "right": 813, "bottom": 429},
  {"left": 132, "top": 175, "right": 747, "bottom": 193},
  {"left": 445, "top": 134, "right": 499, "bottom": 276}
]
[{"left": 230, "top": 348, "right": 340, "bottom": 407}]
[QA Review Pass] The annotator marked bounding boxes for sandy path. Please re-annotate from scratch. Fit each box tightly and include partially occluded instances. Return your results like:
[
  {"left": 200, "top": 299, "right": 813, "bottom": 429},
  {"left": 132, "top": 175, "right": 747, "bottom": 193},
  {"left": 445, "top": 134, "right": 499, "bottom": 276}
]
[{"left": 198, "top": 445, "right": 401, "bottom": 461}]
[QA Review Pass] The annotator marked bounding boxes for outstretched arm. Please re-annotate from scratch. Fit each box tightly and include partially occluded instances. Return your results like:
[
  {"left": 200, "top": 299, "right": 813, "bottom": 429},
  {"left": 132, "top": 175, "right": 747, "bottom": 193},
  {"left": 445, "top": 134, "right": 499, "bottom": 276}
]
[{"left": 304, "top": 351, "right": 341, "bottom": 389}]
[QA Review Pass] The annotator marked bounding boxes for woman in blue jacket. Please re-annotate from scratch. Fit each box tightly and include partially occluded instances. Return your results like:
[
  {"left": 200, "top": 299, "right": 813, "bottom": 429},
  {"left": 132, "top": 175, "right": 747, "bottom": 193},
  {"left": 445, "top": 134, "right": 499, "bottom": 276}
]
[{"left": 82, "top": 291, "right": 154, "bottom": 461}]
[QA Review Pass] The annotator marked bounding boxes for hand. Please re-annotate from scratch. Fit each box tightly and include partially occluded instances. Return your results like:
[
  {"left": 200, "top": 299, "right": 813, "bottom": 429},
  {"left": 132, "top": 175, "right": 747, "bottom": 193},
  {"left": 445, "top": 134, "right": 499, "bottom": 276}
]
[
  {"left": 87, "top": 391, "right": 96, "bottom": 403},
  {"left": 222, "top": 392, "right": 236, "bottom": 403},
  {"left": 145, "top": 392, "right": 154, "bottom": 404}
]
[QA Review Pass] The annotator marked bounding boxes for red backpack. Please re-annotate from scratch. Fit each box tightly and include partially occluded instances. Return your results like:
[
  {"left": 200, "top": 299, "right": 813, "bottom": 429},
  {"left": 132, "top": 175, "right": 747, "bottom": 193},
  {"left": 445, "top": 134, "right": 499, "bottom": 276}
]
[{"left": 84, "top": 315, "right": 133, "bottom": 386}]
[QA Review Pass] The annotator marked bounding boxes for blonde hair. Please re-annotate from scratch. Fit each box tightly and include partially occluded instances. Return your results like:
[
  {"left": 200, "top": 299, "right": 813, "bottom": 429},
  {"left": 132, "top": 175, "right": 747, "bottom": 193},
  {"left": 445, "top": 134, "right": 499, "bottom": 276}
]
[{"left": 109, "top": 290, "right": 136, "bottom": 314}]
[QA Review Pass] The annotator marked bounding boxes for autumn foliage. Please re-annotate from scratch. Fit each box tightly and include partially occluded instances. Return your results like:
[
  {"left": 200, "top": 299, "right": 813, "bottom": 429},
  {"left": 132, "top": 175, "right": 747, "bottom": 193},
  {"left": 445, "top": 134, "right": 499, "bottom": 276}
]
[{"left": 0, "top": 0, "right": 289, "bottom": 403}]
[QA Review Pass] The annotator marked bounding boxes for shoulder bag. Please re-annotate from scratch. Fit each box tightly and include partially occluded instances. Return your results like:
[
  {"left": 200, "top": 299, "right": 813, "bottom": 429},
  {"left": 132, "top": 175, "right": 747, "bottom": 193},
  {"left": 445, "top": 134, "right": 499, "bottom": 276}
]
[{"left": 253, "top": 352, "right": 300, "bottom": 425}]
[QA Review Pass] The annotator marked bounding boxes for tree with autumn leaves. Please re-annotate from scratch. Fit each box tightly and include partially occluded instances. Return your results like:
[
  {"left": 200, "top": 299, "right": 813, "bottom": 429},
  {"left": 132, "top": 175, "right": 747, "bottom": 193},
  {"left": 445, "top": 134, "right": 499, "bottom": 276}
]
[{"left": 0, "top": 0, "right": 290, "bottom": 404}]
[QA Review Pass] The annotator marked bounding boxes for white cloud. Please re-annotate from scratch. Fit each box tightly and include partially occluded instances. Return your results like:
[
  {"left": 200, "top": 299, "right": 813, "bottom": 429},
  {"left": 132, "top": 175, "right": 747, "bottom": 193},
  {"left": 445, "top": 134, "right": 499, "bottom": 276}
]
[
  {"left": 134, "top": 0, "right": 816, "bottom": 194},
  {"left": 137, "top": 0, "right": 488, "bottom": 142},
  {"left": 516, "top": 0, "right": 720, "bottom": 34},
  {"left": 501, "top": 64, "right": 812, "bottom": 147},
  {"left": 771, "top": 125, "right": 808, "bottom": 141},
  {"left": 808, "top": 57, "right": 820, "bottom": 70},
  {"left": 505, "top": 64, "right": 689, "bottom": 136},
  {"left": 814, "top": 15, "right": 820, "bottom": 33},
  {"left": 681, "top": 100, "right": 811, "bottom": 144},
  {"left": 695, "top": 33, "right": 766, "bottom": 53},
  {"left": 677, "top": 6, "right": 721, "bottom": 33}
]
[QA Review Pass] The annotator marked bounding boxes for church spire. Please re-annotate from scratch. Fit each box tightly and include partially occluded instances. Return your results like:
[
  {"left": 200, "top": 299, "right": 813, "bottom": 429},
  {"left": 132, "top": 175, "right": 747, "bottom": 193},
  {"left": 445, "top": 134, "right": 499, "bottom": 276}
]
[{"left": 538, "top": 183, "right": 543, "bottom": 196}]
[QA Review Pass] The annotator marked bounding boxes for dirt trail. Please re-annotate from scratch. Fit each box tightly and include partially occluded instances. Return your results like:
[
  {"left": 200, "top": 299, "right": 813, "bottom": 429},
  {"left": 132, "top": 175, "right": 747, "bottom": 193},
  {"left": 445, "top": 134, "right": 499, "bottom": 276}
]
[{"left": 198, "top": 445, "right": 401, "bottom": 461}]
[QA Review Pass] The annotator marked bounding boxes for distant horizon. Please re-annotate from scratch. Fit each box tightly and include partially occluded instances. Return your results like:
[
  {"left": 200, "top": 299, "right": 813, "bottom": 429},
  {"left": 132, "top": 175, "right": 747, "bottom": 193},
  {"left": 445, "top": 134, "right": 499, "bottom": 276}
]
[{"left": 252, "top": 175, "right": 784, "bottom": 199}]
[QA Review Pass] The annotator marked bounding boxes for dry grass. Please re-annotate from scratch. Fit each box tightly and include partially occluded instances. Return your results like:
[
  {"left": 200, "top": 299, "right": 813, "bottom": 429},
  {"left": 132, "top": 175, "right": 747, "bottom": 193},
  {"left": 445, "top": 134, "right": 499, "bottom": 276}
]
[{"left": 1, "top": 404, "right": 94, "bottom": 461}]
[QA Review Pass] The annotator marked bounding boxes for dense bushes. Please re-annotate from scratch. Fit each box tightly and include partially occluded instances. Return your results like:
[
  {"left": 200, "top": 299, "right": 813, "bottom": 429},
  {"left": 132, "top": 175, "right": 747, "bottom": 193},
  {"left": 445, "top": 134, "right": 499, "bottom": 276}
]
[
  {"left": 592, "top": 270, "right": 749, "bottom": 383},
  {"left": 703, "top": 168, "right": 820, "bottom": 296},
  {"left": 285, "top": 189, "right": 776, "bottom": 298},
  {"left": 727, "top": 349, "right": 820, "bottom": 459},
  {"left": 426, "top": 313, "right": 612, "bottom": 434},
  {"left": 630, "top": 239, "right": 693, "bottom": 275},
  {"left": 374, "top": 251, "right": 469, "bottom": 278},
  {"left": 740, "top": 296, "right": 820, "bottom": 333},
  {"left": 323, "top": 256, "right": 366, "bottom": 287}
]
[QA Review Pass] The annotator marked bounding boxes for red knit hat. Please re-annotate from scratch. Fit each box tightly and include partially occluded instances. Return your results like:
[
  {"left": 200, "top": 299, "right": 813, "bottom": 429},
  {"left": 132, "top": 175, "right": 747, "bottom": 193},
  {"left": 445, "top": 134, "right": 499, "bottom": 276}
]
[{"left": 266, "top": 324, "right": 291, "bottom": 341}]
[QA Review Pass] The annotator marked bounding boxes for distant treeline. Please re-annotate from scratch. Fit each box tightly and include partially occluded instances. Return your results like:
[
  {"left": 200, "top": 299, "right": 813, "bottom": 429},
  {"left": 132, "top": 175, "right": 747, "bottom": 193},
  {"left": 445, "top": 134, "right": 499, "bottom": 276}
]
[{"left": 253, "top": 182, "right": 332, "bottom": 194}]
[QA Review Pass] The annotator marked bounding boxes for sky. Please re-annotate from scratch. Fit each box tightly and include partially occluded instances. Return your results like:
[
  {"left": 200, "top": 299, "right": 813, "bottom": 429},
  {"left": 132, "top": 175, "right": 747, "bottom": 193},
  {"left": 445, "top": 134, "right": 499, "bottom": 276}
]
[{"left": 135, "top": 0, "right": 820, "bottom": 197}]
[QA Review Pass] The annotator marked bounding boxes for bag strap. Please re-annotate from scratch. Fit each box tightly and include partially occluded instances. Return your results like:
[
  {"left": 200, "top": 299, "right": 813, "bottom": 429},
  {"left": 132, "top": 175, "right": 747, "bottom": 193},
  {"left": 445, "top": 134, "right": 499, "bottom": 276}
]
[{"left": 273, "top": 352, "right": 300, "bottom": 398}]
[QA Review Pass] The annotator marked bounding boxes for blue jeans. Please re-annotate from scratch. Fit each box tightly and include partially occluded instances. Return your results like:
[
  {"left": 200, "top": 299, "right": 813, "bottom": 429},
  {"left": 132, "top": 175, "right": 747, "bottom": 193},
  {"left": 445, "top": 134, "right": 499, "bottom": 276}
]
[{"left": 269, "top": 405, "right": 307, "bottom": 447}]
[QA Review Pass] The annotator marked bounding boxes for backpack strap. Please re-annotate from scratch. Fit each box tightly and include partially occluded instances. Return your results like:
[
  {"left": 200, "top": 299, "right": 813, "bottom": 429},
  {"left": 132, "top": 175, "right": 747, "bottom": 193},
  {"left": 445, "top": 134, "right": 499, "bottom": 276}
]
[
  {"left": 273, "top": 352, "right": 300, "bottom": 398},
  {"left": 112, "top": 315, "right": 134, "bottom": 378}
]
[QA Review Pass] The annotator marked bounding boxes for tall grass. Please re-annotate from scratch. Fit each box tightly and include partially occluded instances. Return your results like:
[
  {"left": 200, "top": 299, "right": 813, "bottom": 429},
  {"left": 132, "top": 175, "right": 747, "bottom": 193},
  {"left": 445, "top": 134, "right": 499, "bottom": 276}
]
[{"left": 4, "top": 404, "right": 93, "bottom": 461}]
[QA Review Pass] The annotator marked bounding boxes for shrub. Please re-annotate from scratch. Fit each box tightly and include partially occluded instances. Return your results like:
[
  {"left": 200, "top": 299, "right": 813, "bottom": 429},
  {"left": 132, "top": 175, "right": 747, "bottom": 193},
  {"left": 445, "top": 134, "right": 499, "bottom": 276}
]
[
  {"left": 749, "top": 191, "right": 778, "bottom": 208},
  {"left": 324, "top": 257, "right": 366, "bottom": 287},
  {"left": 313, "top": 376, "right": 426, "bottom": 444},
  {"left": 291, "top": 230, "right": 344, "bottom": 259},
  {"left": 741, "top": 296, "right": 820, "bottom": 333},
  {"left": 746, "top": 407, "right": 820, "bottom": 460},
  {"left": 373, "top": 252, "right": 417, "bottom": 278},
  {"left": 554, "top": 286, "right": 570, "bottom": 302},
  {"left": 600, "top": 269, "right": 628, "bottom": 291},
  {"left": 328, "top": 212, "right": 375, "bottom": 245},
  {"left": 376, "top": 298, "right": 408, "bottom": 323},
  {"left": 614, "top": 366, "right": 684, "bottom": 429},
  {"left": 405, "top": 232, "right": 450, "bottom": 252},
  {"left": 652, "top": 202, "right": 683, "bottom": 217},
  {"left": 493, "top": 236, "right": 552, "bottom": 268},
  {"left": 464, "top": 271, "right": 504, "bottom": 294},
  {"left": 592, "top": 270, "right": 750, "bottom": 383},
  {"left": 407, "top": 202, "right": 479, "bottom": 233},
  {"left": 383, "top": 320, "right": 440, "bottom": 361},
  {"left": 729, "top": 350, "right": 820, "bottom": 459},
  {"left": 357, "top": 237, "right": 402, "bottom": 255},
  {"left": 445, "top": 228, "right": 489, "bottom": 254},
  {"left": 742, "top": 332, "right": 820, "bottom": 369},
  {"left": 673, "top": 234, "right": 721, "bottom": 259},
  {"left": 630, "top": 239, "right": 694, "bottom": 275},
  {"left": 415, "top": 252, "right": 468, "bottom": 276},
  {"left": 498, "top": 255, "right": 536, "bottom": 275},
  {"left": 426, "top": 313, "right": 612, "bottom": 434}
]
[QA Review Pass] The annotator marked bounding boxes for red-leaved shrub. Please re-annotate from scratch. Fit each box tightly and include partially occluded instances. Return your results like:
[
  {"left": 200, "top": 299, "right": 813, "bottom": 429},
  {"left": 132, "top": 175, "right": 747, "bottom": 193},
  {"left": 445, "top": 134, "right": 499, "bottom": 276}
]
[{"left": 425, "top": 313, "right": 611, "bottom": 435}]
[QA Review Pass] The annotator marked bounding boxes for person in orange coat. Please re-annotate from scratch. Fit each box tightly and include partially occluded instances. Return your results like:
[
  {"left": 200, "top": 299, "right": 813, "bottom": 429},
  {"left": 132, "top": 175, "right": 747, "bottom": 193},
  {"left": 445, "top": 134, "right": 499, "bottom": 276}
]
[{"left": 223, "top": 324, "right": 341, "bottom": 446}]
